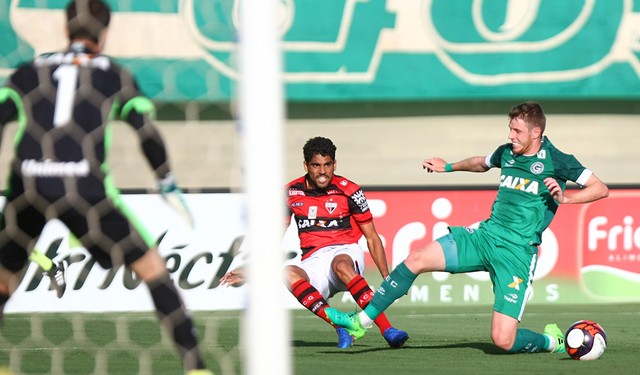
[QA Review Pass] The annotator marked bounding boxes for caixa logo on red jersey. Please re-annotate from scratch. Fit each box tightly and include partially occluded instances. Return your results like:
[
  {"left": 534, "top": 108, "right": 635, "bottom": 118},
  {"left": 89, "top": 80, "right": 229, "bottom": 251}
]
[{"left": 581, "top": 192, "right": 640, "bottom": 299}]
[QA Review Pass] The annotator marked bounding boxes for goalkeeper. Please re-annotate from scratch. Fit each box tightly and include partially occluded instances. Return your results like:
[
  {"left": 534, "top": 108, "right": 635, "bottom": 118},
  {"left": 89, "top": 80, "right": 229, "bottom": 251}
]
[{"left": 0, "top": 1, "right": 208, "bottom": 374}]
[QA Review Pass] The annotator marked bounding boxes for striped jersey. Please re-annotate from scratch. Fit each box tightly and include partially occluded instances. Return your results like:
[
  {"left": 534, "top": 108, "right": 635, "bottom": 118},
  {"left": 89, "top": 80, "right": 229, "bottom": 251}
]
[{"left": 287, "top": 174, "right": 373, "bottom": 260}]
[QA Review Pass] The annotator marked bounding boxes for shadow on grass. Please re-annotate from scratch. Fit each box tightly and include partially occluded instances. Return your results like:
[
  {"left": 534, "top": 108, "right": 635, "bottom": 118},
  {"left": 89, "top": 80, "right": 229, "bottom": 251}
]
[
  {"left": 292, "top": 340, "right": 345, "bottom": 348},
  {"left": 303, "top": 341, "right": 517, "bottom": 355}
]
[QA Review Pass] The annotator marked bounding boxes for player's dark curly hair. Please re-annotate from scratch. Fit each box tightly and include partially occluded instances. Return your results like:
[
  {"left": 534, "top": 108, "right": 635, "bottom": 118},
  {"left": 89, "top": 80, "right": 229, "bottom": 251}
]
[
  {"left": 66, "top": 0, "right": 111, "bottom": 44},
  {"left": 303, "top": 137, "right": 336, "bottom": 162},
  {"left": 508, "top": 101, "right": 546, "bottom": 134}
]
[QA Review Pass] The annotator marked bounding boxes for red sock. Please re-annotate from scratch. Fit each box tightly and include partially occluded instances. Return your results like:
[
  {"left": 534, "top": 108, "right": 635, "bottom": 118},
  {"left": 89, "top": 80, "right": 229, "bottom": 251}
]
[
  {"left": 346, "top": 275, "right": 392, "bottom": 334},
  {"left": 290, "top": 279, "right": 333, "bottom": 326}
]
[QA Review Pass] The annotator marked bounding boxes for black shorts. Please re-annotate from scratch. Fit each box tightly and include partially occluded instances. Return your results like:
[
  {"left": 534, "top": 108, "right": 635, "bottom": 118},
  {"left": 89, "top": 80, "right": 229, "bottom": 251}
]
[{"left": 0, "top": 175, "right": 149, "bottom": 271}]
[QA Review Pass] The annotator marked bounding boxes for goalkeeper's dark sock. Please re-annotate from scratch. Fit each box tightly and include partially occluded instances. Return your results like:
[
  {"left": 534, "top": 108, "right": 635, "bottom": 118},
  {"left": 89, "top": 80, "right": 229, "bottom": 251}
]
[
  {"left": 363, "top": 262, "right": 417, "bottom": 321},
  {"left": 290, "top": 279, "right": 332, "bottom": 325},
  {"left": 148, "top": 274, "right": 207, "bottom": 371},
  {"left": 508, "top": 328, "right": 547, "bottom": 353},
  {"left": 346, "top": 275, "right": 392, "bottom": 333},
  {"left": 0, "top": 293, "right": 9, "bottom": 327}
]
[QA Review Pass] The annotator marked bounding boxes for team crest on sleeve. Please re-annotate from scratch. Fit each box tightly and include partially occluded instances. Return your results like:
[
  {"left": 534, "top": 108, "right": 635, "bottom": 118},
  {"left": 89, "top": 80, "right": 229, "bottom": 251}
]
[{"left": 530, "top": 161, "right": 544, "bottom": 174}]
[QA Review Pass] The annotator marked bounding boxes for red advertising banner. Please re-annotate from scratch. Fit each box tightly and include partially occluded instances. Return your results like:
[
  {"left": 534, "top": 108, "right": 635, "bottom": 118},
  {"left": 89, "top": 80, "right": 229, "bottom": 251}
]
[
  {"left": 5, "top": 190, "right": 638, "bottom": 313},
  {"left": 357, "top": 189, "right": 640, "bottom": 305},
  {"left": 577, "top": 191, "right": 640, "bottom": 299}
]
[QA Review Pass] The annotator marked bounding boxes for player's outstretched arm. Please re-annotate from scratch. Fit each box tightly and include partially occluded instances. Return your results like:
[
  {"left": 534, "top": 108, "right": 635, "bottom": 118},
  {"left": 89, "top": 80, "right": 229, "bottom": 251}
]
[
  {"left": 0, "top": 87, "right": 19, "bottom": 147},
  {"left": 121, "top": 97, "right": 172, "bottom": 179},
  {"left": 120, "top": 97, "right": 195, "bottom": 227},
  {"left": 423, "top": 156, "right": 489, "bottom": 173}
]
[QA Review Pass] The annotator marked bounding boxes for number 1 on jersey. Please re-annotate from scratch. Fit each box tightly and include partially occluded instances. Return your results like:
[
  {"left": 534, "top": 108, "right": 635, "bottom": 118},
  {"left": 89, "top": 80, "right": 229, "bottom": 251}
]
[{"left": 53, "top": 64, "right": 79, "bottom": 127}]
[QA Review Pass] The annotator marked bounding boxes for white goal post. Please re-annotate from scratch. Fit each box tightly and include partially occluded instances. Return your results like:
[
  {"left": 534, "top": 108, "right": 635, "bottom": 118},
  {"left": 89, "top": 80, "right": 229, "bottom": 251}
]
[{"left": 239, "top": 1, "right": 291, "bottom": 375}]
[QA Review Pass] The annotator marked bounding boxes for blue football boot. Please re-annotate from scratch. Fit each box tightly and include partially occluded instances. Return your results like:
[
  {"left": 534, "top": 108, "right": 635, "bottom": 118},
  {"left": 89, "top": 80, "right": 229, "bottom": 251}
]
[
  {"left": 383, "top": 327, "right": 409, "bottom": 348},
  {"left": 336, "top": 327, "right": 355, "bottom": 348}
]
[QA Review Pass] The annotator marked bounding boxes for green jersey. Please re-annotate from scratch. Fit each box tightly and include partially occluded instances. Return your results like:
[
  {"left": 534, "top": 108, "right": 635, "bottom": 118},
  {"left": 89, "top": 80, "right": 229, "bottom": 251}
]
[{"left": 482, "top": 136, "right": 592, "bottom": 247}]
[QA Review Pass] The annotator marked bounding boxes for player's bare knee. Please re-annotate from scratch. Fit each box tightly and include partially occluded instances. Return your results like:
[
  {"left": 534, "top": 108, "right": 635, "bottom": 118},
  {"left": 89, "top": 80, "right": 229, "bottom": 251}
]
[
  {"left": 284, "top": 265, "right": 308, "bottom": 285},
  {"left": 491, "top": 332, "right": 515, "bottom": 351},
  {"left": 130, "top": 248, "right": 167, "bottom": 281},
  {"left": 405, "top": 246, "right": 444, "bottom": 273},
  {"left": 331, "top": 254, "right": 357, "bottom": 281},
  {"left": 404, "top": 250, "right": 422, "bottom": 267},
  {"left": 0, "top": 282, "right": 9, "bottom": 295},
  {"left": 331, "top": 253, "right": 352, "bottom": 267}
]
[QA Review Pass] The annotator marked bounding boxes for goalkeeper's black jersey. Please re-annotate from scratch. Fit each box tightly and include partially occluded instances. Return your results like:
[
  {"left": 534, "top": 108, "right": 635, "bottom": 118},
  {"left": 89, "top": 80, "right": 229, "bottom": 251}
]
[{"left": 0, "top": 44, "right": 169, "bottom": 199}]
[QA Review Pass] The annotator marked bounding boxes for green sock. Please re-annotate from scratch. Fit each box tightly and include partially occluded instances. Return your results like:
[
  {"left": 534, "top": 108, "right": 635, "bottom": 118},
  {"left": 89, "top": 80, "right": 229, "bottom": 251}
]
[
  {"left": 509, "top": 328, "right": 548, "bottom": 353},
  {"left": 363, "top": 262, "right": 417, "bottom": 320},
  {"left": 29, "top": 247, "right": 54, "bottom": 272}
]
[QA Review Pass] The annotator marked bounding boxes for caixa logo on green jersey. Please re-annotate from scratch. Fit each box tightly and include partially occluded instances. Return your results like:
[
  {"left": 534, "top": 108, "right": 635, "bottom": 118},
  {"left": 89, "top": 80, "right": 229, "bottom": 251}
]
[
  {"left": 581, "top": 193, "right": 640, "bottom": 299},
  {"left": 499, "top": 175, "right": 539, "bottom": 194}
]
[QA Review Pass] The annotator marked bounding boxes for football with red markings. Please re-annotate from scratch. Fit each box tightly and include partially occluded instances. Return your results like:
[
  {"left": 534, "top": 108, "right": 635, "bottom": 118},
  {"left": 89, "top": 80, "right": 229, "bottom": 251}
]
[{"left": 565, "top": 320, "right": 607, "bottom": 360}]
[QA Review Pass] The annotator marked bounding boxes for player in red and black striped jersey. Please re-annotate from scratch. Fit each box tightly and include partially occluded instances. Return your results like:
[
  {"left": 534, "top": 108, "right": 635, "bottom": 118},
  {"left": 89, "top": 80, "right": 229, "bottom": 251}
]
[
  {"left": 286, "top": 174, "right": 369, "bottom": 261},
  {"left": 220, "top": 137, "right": 408, "bottom": 348},
  {"left": 284, "top": 137, "right": 408, "bottom": 348},
  {"left": 0, "top": 2, "right": 209, "bottom": 374}
]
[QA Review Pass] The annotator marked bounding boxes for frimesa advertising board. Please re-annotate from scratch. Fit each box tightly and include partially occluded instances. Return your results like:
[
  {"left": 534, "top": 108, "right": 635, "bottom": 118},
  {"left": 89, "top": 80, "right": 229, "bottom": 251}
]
[{"left": 5, "top": 189, "right": 639, "bottom": 313}]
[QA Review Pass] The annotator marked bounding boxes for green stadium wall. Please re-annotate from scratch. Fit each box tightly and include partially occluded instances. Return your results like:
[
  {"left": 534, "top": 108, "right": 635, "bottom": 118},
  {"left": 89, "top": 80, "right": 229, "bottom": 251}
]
[{"left": 2, "top": 0, "right": 640, "bottom": 102}]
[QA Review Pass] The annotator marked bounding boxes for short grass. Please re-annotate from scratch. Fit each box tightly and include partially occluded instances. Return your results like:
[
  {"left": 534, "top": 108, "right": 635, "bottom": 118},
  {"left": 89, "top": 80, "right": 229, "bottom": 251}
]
[
  {"left": 292, "top": 303, "right": 639, "bottom": 375},
  {"left": 1, "top": 303, "right": 638, "bottom": 374}
]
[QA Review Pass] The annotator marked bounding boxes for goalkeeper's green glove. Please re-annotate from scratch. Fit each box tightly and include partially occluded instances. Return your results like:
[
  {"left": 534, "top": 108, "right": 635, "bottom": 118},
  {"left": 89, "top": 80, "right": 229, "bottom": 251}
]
[{"left": 158, "top": 173, "right": 195, "bottom": 228}]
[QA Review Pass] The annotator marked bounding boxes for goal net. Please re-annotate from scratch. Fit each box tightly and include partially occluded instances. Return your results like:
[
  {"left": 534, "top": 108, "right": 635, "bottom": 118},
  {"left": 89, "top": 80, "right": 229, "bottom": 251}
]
[{"left": 0, "top": 1, "right": 289, "bottom": 374}]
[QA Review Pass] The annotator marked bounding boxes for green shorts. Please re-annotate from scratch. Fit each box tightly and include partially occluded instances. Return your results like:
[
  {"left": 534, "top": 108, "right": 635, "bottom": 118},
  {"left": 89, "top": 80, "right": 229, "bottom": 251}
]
[{"left": 437, "top": 226, "right": 538, "bottom": 321}]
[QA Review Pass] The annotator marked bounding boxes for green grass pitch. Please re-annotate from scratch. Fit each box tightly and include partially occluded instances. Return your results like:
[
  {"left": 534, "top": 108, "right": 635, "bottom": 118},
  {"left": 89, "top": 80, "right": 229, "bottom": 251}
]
[{"left": 1, "top": 303, "right": 638, "bottom": 374}]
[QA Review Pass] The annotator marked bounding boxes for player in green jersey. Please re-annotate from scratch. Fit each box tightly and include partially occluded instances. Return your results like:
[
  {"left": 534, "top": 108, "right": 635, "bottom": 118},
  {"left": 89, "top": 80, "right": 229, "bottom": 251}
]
[{"left": 326, "top": 101, "right": 609, "bottom": 354}]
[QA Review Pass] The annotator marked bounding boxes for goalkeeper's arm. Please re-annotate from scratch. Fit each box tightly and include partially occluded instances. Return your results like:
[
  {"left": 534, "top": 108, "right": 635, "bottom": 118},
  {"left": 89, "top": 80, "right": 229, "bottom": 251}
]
[
  {"left": 121, "top": 96, "right": 194, "bottom": 227},
  {"left": 120, "top": 96, "right": 171, "bottom": 179}
]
